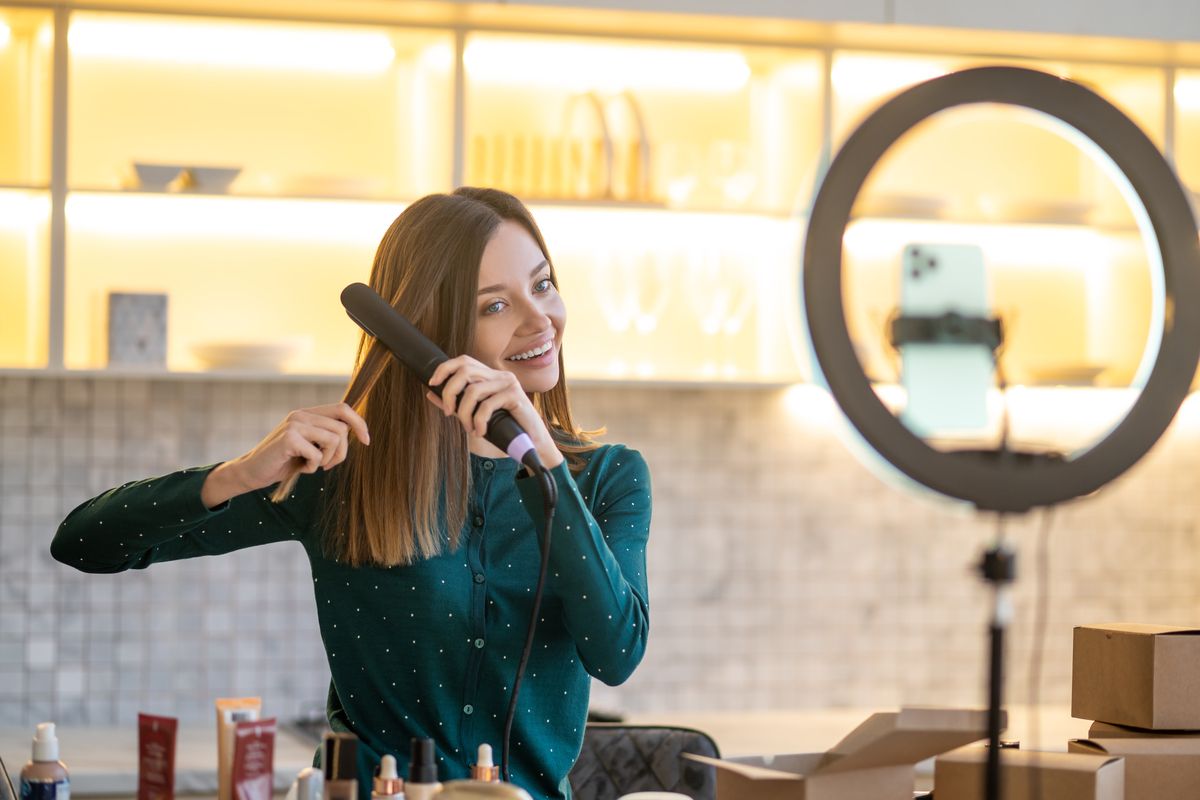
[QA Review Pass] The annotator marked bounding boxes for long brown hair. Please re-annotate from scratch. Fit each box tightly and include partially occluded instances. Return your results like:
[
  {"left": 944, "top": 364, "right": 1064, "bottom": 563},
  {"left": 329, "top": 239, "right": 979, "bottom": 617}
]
[{"left": 323, "top": 187, "right": 598, "bottom": 567}]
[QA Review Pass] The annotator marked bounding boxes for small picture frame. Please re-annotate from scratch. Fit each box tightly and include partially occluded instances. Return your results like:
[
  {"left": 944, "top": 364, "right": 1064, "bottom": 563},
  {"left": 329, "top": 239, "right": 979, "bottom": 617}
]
[{"left": 108, "top": 292, "right": 168, "bottom": 368}]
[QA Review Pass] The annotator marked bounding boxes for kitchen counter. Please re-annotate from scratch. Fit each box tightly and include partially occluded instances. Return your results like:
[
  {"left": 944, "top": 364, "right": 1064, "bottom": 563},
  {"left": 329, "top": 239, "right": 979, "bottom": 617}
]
[
  {"left": 0, "top": 706, "right": 1090, "bottom": 797},
  {"left": 0, "top": 723, "right": 319, "bottom": 798}
]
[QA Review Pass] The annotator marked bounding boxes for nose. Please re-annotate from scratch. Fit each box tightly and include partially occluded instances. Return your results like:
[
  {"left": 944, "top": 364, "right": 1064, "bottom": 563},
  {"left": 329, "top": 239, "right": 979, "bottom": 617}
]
[{"left": 515, "top": 296, "right": 553, "bottom": 335}]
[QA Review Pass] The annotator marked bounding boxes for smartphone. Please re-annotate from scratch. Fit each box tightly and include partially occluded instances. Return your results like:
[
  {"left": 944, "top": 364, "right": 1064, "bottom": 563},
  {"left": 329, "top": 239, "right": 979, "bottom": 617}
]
[{"left": 898, "top": 243, "right": 993, "bottom": 437}]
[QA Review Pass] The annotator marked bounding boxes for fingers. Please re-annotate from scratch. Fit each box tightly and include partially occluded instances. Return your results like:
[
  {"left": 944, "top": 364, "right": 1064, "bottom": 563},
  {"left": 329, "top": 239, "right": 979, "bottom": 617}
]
[
  {"left": 456, "top": 373, "right": 521, "bottom": 438},
  {"left": 284, "top": 428, "right": 326, "bottom": 474},
  {"left": 283, "top": 409, "right": 351, "bottom": 470},
  {"left": 428, "top": 355, "right": 480, "bottom": 391},
  {"left": 293, "top": 413, "right": 353, "bottom": 468},
  {"left": 471, "top": 379, "right": 519, "bottom": 437},
  {"left": 428, "top": 356, "right": 488, "bottom": 417},
  {"left": 314, "top": 402, "right": 370, "bottom": 446}
]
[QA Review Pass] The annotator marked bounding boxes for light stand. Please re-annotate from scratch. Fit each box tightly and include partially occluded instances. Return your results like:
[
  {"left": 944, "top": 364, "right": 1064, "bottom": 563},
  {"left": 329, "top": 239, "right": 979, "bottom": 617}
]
[
  {"left": 801, "top": 66, "right": 1200, "bottom": 800},
  {"left": 980, "top": 538, "right": 1015, "bottom": 800}
]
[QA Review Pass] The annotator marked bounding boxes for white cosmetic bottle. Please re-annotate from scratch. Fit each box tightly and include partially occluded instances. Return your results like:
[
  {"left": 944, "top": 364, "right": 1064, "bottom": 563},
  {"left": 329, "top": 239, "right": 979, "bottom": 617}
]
[{"left": 18, "top": 723, "right": 69, "bottom": 800}]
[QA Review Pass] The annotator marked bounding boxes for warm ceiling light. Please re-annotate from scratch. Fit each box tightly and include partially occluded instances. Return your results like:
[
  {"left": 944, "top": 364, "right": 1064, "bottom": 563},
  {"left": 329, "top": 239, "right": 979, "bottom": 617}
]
[
  {"left": 0, "top": 190, "right": 49, "bottom": 227},
  {"left": 66, "top": 194, "right": 403, "bottom": 244},
  {"left": 464, "top": 38, "right": 751, "bottom": 93},
  {"left": 831, "top": 55, "right": 949, "bottom": 99},
  {"left": 68, "top": 18, "right": 396, "bottom": 74},
  {"left": 1174, "top": 74, "right": 1200, "bottom": 109},
  {"left": 843, "top": 219, "right": 1109, "bottom": 269}
]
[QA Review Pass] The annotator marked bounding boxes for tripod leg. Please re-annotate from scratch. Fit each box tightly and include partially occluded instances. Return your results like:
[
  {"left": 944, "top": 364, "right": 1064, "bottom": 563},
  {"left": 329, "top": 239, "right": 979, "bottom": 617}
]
[{"left": 986, "top": 618, "right": 1004, "bottom": 800}]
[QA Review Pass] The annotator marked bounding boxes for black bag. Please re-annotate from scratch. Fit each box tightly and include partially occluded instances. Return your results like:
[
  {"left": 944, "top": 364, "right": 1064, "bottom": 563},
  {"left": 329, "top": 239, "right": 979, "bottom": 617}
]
[{"left": 568, "top": 723, "right": 720, "bottom": 800}]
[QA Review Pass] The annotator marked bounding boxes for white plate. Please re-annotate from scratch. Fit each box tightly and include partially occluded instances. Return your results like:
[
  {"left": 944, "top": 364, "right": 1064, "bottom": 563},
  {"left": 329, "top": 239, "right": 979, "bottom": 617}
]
[{"left": 190, "top": 337, "right": 311, "bottom": 371}]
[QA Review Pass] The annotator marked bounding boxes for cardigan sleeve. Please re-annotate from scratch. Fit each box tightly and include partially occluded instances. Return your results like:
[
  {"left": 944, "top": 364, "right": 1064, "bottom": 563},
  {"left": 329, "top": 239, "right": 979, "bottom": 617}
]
[
  {"left": 516, "top": 445, "right": 651, "bottom": 686},
  {"left": 51, "top": 464, "right": 320, "bottom": 573}
]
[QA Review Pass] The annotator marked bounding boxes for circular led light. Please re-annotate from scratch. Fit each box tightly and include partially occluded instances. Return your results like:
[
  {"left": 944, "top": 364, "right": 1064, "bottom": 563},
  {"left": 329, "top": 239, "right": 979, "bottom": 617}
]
[{"left": 803, "top": 66, "right": 1200, "bottom": 512}]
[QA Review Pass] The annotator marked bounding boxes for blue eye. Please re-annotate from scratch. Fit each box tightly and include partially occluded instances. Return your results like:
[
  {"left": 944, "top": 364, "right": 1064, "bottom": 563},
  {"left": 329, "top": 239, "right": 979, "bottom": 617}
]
[
  {"left": 534, "top": 278, "right": 553, "bottom": 293},
  {"left": 483, "top": 300, "right": 504, "bottom": 315}
]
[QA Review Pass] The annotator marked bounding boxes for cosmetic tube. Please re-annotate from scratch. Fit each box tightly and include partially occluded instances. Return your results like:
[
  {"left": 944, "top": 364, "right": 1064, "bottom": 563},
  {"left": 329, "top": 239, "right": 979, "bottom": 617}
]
[
  {"left": 215, "top": 698, "right": 261, "bottom": 800},
  {"left": 137, "top": 714, "right": 177, "bottom": 800},
  {"left": 321, "top": 733, "right": 358, "bottom": 800},
  {"left": 231, "top": 718, "right": 275, "bottom": 800}
]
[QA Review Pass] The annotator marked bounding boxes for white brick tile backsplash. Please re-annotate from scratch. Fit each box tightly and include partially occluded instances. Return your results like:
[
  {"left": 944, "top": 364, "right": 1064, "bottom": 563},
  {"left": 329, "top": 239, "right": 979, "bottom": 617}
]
[{"left": 5, "top": 374, "right": 1200, "bottom": 723}]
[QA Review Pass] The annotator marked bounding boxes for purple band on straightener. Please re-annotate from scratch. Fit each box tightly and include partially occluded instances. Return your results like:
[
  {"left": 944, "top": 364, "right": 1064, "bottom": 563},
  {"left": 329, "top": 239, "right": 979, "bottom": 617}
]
[{"left": 505, "top": 433, "right": 535, "bottom": 463}]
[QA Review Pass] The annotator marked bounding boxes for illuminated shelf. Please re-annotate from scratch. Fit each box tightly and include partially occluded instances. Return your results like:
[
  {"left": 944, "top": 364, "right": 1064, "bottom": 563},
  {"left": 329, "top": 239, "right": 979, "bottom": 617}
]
[
  {"left": 0, "top": 188, "right": 51, "bottom": 369},
  {"left": 0, "top": 366, "right": 810, "bottom": 391},
  {"left": 0, "top": 2, "right": 1196, "bottom": 387},
  {"left": 0, "top": 365, "right": 352, "bottom": 383},
  {"left": 68, "top": 186, "right": 418, "bottom": 203},
  {"left": 463, "top": 31, "right": 825, "bottom": 217},
  {"left": 67, "top": 12, "right": 455, "bottom": 200}
]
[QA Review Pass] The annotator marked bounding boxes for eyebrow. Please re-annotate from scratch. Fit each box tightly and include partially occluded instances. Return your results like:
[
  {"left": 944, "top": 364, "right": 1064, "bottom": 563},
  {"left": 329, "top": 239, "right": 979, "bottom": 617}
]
[{"left": 477, "top": 260, "right": 550, "bottom": 295}]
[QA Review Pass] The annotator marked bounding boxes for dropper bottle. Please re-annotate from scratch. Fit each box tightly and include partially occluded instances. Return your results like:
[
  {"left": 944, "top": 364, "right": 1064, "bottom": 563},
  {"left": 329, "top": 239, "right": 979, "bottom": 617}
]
[
  {"left": 469, "top": 744, "right": 499, "bottom": 782},
  {"left": 405, "top": 739, "right": 441, "bottom": 800},
  {"left": 371, "top": 755, "right": 404, "bottom": 800}
]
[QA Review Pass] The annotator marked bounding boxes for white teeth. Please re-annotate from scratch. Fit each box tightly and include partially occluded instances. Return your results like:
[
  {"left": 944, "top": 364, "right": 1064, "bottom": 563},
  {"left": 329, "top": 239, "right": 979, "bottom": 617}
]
[{"left": 508, "top": 341, "right": 552, "bottom": 361}]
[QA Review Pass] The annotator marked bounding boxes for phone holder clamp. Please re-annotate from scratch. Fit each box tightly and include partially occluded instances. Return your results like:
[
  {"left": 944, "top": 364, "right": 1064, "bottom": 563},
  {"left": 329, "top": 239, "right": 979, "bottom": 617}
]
[{"left": 888, "top": 312, "right": 1004, "bottom": 352}]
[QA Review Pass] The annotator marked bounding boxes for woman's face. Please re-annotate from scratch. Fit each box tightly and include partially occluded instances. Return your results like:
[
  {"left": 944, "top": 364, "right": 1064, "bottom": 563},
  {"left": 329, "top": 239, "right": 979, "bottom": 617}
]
[{"left": 469, "top": 219, "right": 565, "bottom": 394}]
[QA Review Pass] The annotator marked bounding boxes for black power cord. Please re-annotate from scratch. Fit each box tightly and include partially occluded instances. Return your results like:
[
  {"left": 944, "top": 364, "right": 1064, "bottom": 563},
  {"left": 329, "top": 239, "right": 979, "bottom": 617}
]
[
  {"left": 500, "top": 458, "right": 558, "bottom": 784},
  {"left": 0, "top": 752, "right": 16, "bottom": 800}
]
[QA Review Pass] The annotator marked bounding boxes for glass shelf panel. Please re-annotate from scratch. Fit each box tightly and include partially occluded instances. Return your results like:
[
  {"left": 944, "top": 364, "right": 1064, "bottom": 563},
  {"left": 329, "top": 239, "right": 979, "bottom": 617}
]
[
  {"left": 67, "top": 12, "right": 453, "bottom": 198},
  {"left": 0, "top": 8, "right": 52, "bottom": 187},
  {"left": 0, "top": 189, "right": 50, "bottom": 368},
  {"left": 841, "top": 218, "right": 1152, "bottom": 389},
  {"left": 464, "top": 31, "right": 823, "bottom": 215},
  {"left": 830, "top": 52, "right": 1163, "bottom": 390},
  {"left": 533, "top": 204, "right": 804, "bottom": 383},
  {"left": 64, "top": 194, "right": 808, "bottom": 383},
  {"left": 64, "top": 193, "right": 405, "bottom": 373},
  {"left": 1176, "top": 68, "right": 1200, "bottom": 200},
  {"left": 834, "top": 52, "right": 1166, "bottom": 229}
]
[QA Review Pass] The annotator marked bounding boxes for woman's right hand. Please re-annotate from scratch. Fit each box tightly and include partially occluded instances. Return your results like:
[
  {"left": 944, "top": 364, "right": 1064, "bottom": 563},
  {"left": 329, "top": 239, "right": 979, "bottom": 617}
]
[{"left": 201, "top": 403, "right": 370, "bottom": 508}]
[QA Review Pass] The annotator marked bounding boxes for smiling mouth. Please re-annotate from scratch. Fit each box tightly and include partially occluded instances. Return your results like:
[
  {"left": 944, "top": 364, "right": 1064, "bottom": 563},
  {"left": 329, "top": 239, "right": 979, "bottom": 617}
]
[{"left": 506, "top": 340, "right": 553, "bottom": 362}]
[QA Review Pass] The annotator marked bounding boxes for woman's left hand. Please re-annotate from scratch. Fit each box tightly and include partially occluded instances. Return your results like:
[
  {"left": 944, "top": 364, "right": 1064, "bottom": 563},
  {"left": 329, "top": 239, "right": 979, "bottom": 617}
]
[{"left": 426, "top": 355, "right": 564, "bottom": 469}]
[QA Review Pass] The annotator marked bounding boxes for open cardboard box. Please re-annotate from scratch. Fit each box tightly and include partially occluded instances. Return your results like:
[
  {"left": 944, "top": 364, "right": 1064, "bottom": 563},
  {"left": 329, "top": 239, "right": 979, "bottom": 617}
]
[
  {"left": 1072, "top": 623, "right": 1200, "bottom": 729},
  {"left": 935, "top": 746, "right": 1124, "bottom": 800},
  {"left": 1068, "top": 721, "right": 1200, "bottom": 799},
  {"left": 684, "top": 707, "right": 993, "bottom": 800}
]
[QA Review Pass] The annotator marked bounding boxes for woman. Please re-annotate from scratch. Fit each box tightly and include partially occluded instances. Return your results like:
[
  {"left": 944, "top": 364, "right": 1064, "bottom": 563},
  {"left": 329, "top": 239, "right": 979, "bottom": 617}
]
[{"left": 52, "top": 187, "right": 651, "bottom": 800}]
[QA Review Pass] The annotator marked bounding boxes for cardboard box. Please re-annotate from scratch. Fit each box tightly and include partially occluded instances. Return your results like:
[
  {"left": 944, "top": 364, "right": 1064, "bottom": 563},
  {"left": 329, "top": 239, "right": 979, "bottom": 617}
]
[
  {"left": 684, "top": 707, "right": 993, "bottom": 800},
  {"left": 1088, "top": 721, "right": 1200, "bottom": 739},
  {"left": 1072, "top": 623, "right": 1200, "bottom": 730},
  {"left": 935, "top": 746, "right": 1124, "bottom": 800},
  {"left": 1070, "top": 722, "right": 1200, "bottom": 800}
]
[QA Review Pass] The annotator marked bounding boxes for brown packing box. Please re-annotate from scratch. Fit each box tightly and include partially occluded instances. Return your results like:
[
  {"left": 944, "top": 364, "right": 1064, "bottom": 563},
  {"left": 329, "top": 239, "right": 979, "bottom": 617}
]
[
  {"left": 684, "top": 707, "right": 993, "bottom": 800},
  {"left": 1067, "top": 720, "right": 1200, "bottom": 800},
  {"left": 935, "top": 746, "right": 1124, "bottom": 800},
  {"left": 1087, "top": 721, "right": 1200, "bottom": 739},
  {"left": 1072, "top": 623, "right": 1200, "bottom": 729}
]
